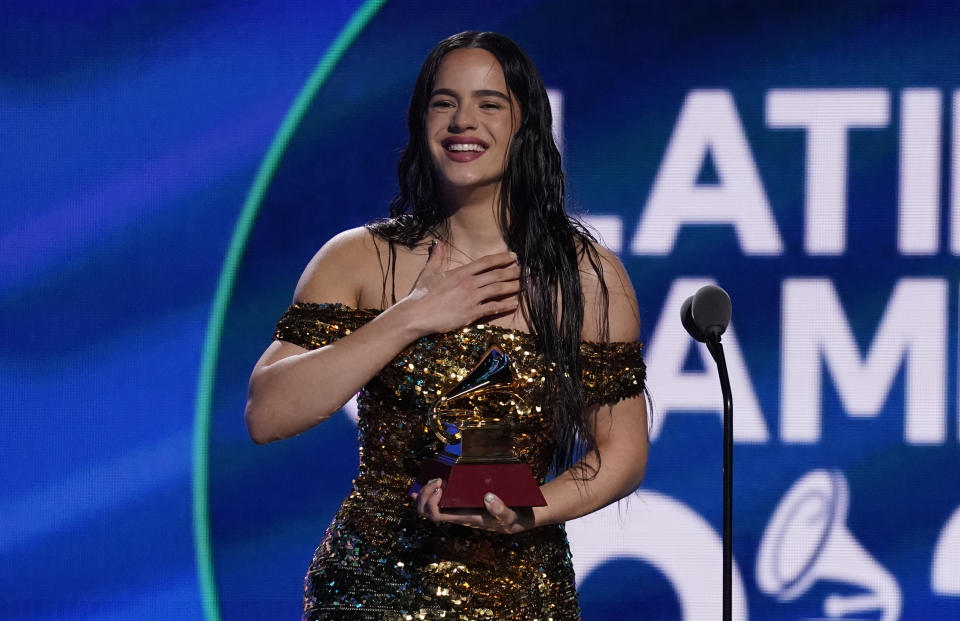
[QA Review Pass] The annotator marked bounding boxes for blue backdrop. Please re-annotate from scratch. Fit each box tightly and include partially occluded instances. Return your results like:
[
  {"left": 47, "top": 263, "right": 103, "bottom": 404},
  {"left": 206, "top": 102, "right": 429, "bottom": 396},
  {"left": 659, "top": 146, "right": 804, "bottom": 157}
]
[{"left": 3, "top": 1, "right": 959, "bottom": 619}]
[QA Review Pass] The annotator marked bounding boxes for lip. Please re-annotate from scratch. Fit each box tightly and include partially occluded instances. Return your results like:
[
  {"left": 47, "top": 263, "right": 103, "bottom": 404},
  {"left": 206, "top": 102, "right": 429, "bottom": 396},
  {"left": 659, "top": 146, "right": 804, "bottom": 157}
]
[
  {"left": 440, "top": 137, "right": 489, "bottom": 163},
  {"left": 442, "top": 137, "right": 490, "bottom": 148}
]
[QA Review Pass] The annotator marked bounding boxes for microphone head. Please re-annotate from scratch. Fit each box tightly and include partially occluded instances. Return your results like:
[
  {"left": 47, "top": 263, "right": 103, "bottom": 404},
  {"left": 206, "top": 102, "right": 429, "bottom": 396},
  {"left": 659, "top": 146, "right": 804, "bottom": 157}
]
[
  {"left": 691, "top": 285, "right": 732, "bottom": 338},
  {"left": 680, "top": 296, "right": 706, "bottom": 343}
]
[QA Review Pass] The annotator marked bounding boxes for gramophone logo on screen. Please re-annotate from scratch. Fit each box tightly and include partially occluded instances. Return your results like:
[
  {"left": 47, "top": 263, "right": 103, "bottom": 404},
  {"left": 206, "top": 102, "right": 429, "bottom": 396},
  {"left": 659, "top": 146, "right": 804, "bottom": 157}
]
[{"left": 757, "top": 470, "right": 901, "bottom": 621}]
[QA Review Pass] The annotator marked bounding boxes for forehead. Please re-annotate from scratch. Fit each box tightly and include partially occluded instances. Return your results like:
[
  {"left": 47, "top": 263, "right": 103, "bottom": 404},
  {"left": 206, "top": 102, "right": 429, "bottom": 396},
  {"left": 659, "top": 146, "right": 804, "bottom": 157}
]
[{"left": 433, "top": 48, "right": 508, "bottom": 93}]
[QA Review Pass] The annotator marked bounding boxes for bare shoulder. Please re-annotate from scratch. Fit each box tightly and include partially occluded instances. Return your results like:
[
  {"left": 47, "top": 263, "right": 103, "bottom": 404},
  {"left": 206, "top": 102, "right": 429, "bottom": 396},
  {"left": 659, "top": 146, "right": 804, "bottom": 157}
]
[
  {"left": 578, "top": 240, "right": 640, "bottom": 342},
  {"left": 293, "top": 227, "right": 383, "bottom": 305}
]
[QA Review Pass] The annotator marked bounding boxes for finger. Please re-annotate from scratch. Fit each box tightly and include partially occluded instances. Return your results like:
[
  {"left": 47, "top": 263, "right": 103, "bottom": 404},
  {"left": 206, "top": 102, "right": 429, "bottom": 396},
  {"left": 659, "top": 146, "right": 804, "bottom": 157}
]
[
  {"left": 464, "top": 251, "right": 518, "bottom": 275},
  {"left": 474, "top": 263, "right": 521, "bottom": 288},
  {"left": 476, "top": 280, "right": 522, "bottom": 302},
  {"left": 482, "top": 492, "right": 516, "bottom": 528},
  {"left": 415, "top": 486, "right": 428, "bottom": 514},
  {"left": 425, "top": 479, "right": 447, "bottom": 516},
  {"left": 417, "top": 478, "right": 442, "bottom": 515},
  {"left": 424, "top": 481, "right": 449, "bottom": 522},
  {"left": 420, "top": 241, "right": 447, "bottom": 276},
  {"left": 433, "top": 509, "right": 487, "bottom": 528},
  {"left": 479, "top": 296, "right": 521, "bottom": 316}
]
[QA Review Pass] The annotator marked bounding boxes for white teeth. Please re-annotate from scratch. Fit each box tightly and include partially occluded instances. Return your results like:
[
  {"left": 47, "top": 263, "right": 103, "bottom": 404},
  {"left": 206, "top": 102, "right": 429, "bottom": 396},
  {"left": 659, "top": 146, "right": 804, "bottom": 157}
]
[{"left": 446, "top": 143, "right": 486, "bottom": 152}]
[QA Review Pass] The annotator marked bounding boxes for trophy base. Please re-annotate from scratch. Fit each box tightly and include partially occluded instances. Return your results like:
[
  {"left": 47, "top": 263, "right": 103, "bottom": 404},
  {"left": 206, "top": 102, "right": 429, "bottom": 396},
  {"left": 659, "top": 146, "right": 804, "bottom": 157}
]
[{"left": 413, "top": 454, "right": 547, "bottom": 509}]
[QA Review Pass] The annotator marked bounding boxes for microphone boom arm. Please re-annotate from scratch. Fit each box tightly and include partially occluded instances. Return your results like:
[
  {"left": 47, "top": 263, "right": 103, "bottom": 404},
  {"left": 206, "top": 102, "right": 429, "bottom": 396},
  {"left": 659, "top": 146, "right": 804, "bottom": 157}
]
[{"left": 706, "top": 333, "right": 734, "bottom": 621}]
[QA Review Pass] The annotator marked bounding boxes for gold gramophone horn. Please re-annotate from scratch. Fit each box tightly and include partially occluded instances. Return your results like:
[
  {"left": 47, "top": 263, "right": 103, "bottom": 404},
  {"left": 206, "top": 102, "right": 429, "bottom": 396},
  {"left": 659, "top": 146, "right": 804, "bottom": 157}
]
[{"left": 428, "top": 346, "right": 519, "bottom": 444}]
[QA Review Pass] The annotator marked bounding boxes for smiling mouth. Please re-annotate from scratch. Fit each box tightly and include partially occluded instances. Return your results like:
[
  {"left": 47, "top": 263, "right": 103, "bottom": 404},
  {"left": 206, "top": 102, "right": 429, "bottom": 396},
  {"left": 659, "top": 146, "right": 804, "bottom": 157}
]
[{"left": 445, "top": 143, "right": 487, "bottom": 153}]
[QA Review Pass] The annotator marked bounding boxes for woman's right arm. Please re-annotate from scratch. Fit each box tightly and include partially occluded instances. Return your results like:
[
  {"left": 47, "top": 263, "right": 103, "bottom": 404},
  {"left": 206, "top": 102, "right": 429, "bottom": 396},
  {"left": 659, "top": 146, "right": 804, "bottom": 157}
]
[{"left": 244, "top": 229, "right": 520, "bottom": 444}]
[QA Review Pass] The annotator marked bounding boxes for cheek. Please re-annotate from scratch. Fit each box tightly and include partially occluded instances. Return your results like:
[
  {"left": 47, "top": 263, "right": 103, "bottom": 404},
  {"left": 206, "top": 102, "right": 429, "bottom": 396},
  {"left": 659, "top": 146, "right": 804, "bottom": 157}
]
[
  {"left": 425, "top": 111, "right": 447, "bottom": 134},
  {"left": 499, "top": 114, "right": 520, "bottom": 144},
  {"left": 422, "top": 121, "right": 441, "bottom": 150}
]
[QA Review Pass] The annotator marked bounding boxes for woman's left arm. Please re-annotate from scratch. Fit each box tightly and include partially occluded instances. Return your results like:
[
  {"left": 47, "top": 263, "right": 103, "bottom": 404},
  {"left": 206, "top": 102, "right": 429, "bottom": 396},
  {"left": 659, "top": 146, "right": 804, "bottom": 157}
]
[
  {"left": 530, "top": 241, "right": 648, "bottom": 525},
  {"left": 530, "top": 395, "right": 648, "bottom": 526}
]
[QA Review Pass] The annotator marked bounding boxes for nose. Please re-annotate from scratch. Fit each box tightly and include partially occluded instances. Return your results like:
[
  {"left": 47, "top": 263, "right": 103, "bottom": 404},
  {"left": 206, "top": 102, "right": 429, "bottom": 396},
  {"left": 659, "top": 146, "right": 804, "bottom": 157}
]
[{"left": 449, "top": 105, "right": 477, "bottom": 132}]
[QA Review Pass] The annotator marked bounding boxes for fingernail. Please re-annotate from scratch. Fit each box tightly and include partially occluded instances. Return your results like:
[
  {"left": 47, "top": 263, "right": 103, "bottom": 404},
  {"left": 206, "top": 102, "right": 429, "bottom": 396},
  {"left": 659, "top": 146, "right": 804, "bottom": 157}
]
[
  {"left": 484, "top": 492, "right": 496, "bottom": 504},
  {"left": 429, "top": 478, "right": 442, "bottom": 485},
  {"left": 509, "top": 251, "right": 518, "bottom": 261}
]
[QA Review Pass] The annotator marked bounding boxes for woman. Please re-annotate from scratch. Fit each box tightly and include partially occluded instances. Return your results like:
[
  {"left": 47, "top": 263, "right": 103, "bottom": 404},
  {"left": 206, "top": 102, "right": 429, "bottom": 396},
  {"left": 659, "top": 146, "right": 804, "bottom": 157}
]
[{"left": 246, "top": 31, "right": 649, "bottom": 620}]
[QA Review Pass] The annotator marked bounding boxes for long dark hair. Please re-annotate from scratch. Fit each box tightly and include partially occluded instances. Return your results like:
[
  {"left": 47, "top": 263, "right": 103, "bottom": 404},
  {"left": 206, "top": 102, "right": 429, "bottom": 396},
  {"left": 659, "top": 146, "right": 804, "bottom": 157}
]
[{"left": 367, "top": 31, "right": 609, "bottom": 478}]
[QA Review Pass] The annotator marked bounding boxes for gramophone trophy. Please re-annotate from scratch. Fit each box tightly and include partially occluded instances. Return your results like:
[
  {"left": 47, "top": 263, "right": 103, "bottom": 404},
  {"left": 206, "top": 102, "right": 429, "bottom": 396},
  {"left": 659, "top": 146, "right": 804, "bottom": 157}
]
[{"left": 412, "top": 346, "right": 547, "bottom": 509}]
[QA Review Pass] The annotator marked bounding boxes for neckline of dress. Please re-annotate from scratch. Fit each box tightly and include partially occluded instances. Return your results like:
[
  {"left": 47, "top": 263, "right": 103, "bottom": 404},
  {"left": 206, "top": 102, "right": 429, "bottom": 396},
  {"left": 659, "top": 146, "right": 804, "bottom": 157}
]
[
  {"left": 297, "top": 301, "right": 639, "bottom": 348},
  {"left": 313, "top": 301, "right": 538, "bottom": 340}
]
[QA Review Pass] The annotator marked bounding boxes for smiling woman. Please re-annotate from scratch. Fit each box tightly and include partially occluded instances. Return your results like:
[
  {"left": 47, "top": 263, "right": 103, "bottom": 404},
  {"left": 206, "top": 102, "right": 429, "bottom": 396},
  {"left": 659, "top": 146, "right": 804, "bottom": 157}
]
[{"left": 243, "top": 31, "right": 649, "bottom": 620}]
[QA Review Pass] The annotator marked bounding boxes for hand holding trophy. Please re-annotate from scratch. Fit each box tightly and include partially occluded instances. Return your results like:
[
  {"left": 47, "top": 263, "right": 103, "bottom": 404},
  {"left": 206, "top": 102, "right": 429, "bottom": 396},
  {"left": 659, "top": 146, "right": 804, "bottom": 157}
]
[{"left": 411, "top": 346, "right": 547, "bottom": 509}]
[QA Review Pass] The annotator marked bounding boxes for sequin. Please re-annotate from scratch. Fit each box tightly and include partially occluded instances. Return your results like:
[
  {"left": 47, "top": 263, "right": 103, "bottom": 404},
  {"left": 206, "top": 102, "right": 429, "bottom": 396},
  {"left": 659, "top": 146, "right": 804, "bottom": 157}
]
[{"left": 274, "top": 303, "right": 646, "bottom": 621}]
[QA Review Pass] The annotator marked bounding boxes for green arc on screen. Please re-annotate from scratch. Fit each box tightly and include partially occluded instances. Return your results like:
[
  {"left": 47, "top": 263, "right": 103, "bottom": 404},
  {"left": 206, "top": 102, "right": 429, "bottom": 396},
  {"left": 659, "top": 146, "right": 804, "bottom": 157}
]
[{"left": 191, "top": 2, "right": 387, "bottom": 620}]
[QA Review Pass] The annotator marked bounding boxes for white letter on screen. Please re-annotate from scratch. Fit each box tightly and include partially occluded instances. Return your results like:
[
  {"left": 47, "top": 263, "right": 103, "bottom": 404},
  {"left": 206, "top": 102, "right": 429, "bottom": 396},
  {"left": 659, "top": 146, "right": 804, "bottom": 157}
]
[
  {"left": 932, "top": 506, "right": 960, "bottom": 595},
  {"left": 952, "top": 90, "right": 960, "bottom": 255},
  {"left": 568, "top": 493, "right": 749, "bottom": 620},
  {"left": 632, "top": 90, "right": 782, "bottom": 256},
  {"left": 580, "top": 215, "right": 622, "bottom": 254},
  {"left": 645, "top": 278, "right": 768, "bottom": 442},
  {"left": 899, "top": 89, "right": 942, "bottom": 255},
  {"left": 547, "top": 88, "right": 563, "bottom": 155},
  {"left": 781, "top": 278, "right": 946, "bottom": 444},
  {"left": 767, "top": 89, "right": 889, "bottom": 255}
]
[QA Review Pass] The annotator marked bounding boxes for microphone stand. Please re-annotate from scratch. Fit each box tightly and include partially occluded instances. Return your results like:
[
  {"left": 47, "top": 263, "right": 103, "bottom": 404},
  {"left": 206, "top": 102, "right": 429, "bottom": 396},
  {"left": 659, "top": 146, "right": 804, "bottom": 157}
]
[{"left": 705, "top": 332, "right": 733, "bottom": 621}]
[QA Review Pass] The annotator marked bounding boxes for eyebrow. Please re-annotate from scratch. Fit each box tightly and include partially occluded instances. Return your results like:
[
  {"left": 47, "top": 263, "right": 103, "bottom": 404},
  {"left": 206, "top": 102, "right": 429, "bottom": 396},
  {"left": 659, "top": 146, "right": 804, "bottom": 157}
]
[{"left": 429, "top": 88, "right": 511, "bottom": 101}]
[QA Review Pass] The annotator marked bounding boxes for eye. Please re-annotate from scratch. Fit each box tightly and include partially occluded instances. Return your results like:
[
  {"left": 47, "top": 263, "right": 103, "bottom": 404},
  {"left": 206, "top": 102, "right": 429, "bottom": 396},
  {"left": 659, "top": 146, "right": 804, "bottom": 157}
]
[
  {"left": 430, "top": 99, "right": 455, "bottom": 109},
  {"left": 480, "top": 101, "right": 502, "bottom": 110}
]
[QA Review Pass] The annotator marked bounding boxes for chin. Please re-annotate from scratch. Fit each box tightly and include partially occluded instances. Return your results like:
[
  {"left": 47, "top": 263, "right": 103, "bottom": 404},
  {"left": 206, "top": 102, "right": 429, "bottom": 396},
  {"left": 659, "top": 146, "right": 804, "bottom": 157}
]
[
  {"left": 445, "top": 175, "right": 486, "bottom": 187},
  {"left": 444, "top": 178, "right": 501, "bottom": 196}
]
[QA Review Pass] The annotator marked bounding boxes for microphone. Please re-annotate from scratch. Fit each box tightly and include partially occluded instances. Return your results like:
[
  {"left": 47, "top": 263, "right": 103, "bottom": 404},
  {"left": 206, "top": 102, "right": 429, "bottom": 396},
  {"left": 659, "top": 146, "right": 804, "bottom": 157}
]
[
  {"left": 680, "top": 283, "right": 735, "bottom": 621},
  {"left": 680, "top": 285, "right": 732, "bottom": 342}
]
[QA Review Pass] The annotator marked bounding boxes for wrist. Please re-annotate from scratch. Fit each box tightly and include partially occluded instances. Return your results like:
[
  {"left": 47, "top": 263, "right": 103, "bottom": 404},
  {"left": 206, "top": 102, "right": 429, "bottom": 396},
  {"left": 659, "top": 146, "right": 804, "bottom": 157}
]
[
  {"left": 380, "top": 298, "right": 431, "bottom": 341},
  {"left": 532, "top": 494, "right": 558, "bottom": 528}
]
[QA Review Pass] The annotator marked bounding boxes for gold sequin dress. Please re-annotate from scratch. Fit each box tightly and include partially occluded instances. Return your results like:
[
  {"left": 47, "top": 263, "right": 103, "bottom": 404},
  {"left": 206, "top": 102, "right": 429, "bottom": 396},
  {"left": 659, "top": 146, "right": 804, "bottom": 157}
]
[{"left": 274, "top": 303, "right": 646, "bottom": 621}]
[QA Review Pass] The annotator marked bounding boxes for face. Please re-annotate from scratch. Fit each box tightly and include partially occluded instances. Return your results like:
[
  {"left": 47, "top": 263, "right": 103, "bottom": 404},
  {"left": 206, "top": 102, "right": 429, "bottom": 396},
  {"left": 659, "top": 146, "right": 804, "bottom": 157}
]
[{"left": 425, "top": 47, "right": 520, "bottom": 199}]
